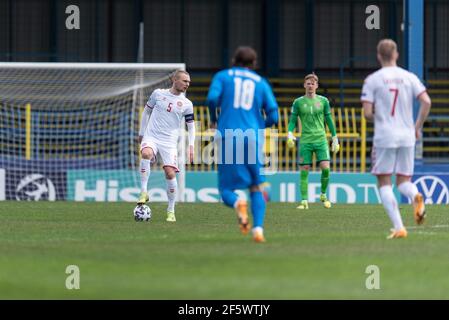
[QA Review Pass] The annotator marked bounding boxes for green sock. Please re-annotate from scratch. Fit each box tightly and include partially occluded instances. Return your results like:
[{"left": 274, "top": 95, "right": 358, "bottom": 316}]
[
  {"left": 321, "top": 168, "right": 330, "bottom": 194},
  {"left": 300, "top": 170, "right": 309, "bottom": 201}
]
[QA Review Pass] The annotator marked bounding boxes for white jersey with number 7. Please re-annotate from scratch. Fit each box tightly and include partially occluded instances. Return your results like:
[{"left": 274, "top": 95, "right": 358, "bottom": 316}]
[{"left": 361, "top": 66, "right": 426, "bottom": 148}]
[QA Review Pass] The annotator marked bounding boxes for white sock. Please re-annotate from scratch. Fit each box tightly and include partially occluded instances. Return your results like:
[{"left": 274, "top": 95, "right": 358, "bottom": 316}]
[
  {"left": 252, "top": 226, "right": 264, "bottom": 235},
  {"left": 379, "top": 185, "right": 404, "bottom": 230},
  {"left": 166, "top": 178, "right": 177, "bottom": 212},
  {"left": 397, "top": 181, "right": 419, "bottom": 202},
  {"left": 140, "top": 159, "right": 152, "bottom": 193}
]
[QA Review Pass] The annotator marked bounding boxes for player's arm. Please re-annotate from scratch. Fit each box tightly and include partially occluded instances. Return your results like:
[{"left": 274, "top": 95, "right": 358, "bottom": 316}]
[
  {"left": 206, "top": 73, "right": 223, "bottom": 129},
  {"left": 324, "top": 99, "right": 339, "bottom": 153},
  {"left": 361, "top": 77, "right": 374, "bottom": 121},
  {"left": 415, "top": 91, "right": 432, "bottom": 139},
  {"left": 139, "top": 100, "right": 155, "bottom": 143},
  {"left": 262, "top": 79, "right": 279, "bottom": 128},
  {"left": 411, "top": 74, "right": 432, "bottom": 139},
  {"left": 362, "top": 102, "right": 374, "bottom": 121},
  {"left": 286, "top": 100, "right": 299, "bottom": 148},
  {"left": 185, "top": 107, "right": 195, "bottom": 164}
]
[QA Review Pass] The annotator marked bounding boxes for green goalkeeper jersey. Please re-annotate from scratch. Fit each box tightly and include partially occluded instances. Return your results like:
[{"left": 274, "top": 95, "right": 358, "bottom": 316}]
[{"left": 287, "top": 95, "right": 336, "bottom": 144}]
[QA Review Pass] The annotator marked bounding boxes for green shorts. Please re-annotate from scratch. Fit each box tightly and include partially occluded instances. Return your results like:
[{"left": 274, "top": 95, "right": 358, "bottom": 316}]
[{"left": 299, "top": 141, "right": 330, "bottom": 165}]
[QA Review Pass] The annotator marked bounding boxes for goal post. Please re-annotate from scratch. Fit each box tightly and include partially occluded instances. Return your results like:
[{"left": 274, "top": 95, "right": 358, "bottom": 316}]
[{"left": 0, "top": 62, "right": 188, "bottom": 202}]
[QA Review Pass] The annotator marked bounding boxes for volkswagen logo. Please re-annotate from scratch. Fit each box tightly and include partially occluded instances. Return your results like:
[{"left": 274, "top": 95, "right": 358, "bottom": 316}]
[{"left": 413, "top": 175, "right": 449, "bottom": 205}]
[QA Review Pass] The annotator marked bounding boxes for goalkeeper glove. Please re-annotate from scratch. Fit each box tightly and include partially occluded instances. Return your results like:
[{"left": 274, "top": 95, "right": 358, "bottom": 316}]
[
  {"left": 287, "top": 131, "right": 297, "bottom": 149},
  {"left": 331, "top": 136, "right": 340, "bottom": 153}
]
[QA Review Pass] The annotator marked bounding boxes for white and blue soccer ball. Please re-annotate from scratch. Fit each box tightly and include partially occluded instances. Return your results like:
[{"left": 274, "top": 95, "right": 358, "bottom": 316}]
[{"left": 134, "top": 204, "right": 152, "bottom": 222}]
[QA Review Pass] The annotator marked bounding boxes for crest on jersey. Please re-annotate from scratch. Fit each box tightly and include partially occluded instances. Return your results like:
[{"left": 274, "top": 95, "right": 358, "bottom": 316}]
[
  {"left": 315, "top": 102, "right": 321, "bottom": 108},
  {"left": 177, "top": 101, "right": 183, "bottom": 107}
]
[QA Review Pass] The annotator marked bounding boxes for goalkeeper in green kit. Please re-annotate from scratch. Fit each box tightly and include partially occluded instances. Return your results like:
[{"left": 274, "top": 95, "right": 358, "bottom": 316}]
[{"left": 287, "top": 73, "right": 340, "bottom": 209}]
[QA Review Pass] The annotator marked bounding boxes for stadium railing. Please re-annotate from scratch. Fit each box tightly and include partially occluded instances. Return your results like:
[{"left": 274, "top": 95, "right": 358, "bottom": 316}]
[{"left": 187, "top": 106, "right": 367, "bottom": 173}]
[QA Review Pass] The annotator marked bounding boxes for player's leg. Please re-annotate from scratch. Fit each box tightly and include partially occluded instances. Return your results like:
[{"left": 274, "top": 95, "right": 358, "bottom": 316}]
[
  {"left": 373, "top": 147, "right": 407, "bottom": 239},
  {"left": 245, "top": 141, "right": 268, "bottom": 243},
  {"left": 163, "top": 166, "right": 178, "bottom": 222},
  {"left": 220, "top": 185, "right": 250, "bottom": 235},
  {"left": 318, "top": 160, "right": 331, "bottom": 208},
  {"left": 395, "top": 146, "right": 425, "bottom": 224},
  {"left": 160, "top": 147, "right": 180, "bottom": 222},
  {"left": 218, "top": 136, "right": 253, "bottom": 235},
  {"left": 249, "top": 184, "right": 266, "bottom": 243},
  {"left": 316, "top": 141, "right": 332, "bottom": 208},
  {"left": 138, "top": 139, "right": 157, "bottom": 205},
  {"left": 297, "top": 165, "right": 310, "bottom": 209},
  {"left": 218, "top": 164, "right": 251, "bottom": 235},
  {"left": 297, "top": 143, "right": 313, "bottom": 209}
]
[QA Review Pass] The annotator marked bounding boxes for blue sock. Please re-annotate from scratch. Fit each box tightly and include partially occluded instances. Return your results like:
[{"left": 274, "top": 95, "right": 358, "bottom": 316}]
[
  {"left": 221, "top": 189, "right": 238, "bottom": 208},
  {"left": 251, "top": 191, "right": 266, "bottom": 228}
]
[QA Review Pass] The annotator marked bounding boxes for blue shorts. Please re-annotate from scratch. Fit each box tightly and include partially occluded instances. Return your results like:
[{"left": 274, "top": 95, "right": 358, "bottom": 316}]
[{"left": 216, "top": 137, "right": 265, "bottom": 190}]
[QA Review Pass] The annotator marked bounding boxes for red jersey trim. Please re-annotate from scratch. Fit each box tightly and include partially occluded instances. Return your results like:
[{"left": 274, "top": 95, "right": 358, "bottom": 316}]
[
  {"left": 163, "top": 165, "right": 180, "bottom": 173},
  {"left": 396, "top": 173, "right": 413, "bottom": 178}
]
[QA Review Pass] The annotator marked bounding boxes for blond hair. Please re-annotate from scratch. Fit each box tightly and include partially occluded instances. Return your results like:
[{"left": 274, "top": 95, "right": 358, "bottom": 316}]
[
  {"left": 172, "top": 70, "right": 190, "bottom": 80},
  {"left": 377, "top": 39, "right": 398, "bottom": 62},
  {"left": 304, "top": 73, "right": 318, "bottom": 83}
]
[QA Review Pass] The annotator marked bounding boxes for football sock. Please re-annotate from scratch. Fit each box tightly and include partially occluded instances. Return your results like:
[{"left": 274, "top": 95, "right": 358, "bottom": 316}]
[
  {"left": 379, "top": 185, "right": 404, "bottom": 230},
  {"left": 250, "top": 191, "right": 266, "bottom": 228},
  {"left": 140, "top": 159, "right": 151, "bottom": 193},
  {"left": 221, "top": 189, "right": 238, "bottom": 208},
  {"left": 166, "top": 177, "right": 177, "bottom": 212},
  {"left": 397, "top": 181, "right": 419, "bottom": 202},
  {"left": 300, "top": 170, "right": 309, "bottom": 201},
  {"left": 321, "top": 167, "right": 330, "bottom": 194}
]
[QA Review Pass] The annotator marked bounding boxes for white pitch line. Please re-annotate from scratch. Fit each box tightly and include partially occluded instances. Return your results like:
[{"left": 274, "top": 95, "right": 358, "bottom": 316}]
[
  {"left": 407, "top": 224, "right": 449, "bottom": 230},
  {"left": 411, "top": 231, "right": 437, "bottom": 236}
]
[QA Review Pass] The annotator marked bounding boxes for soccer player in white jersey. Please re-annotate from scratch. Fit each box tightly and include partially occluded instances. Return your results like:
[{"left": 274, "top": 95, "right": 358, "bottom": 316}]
[
  {"left": 138, "top": 70, "right": 195, "bottom": 222},
  {"left": 361, "top": 39, "right": 431, "bottom": 239}
]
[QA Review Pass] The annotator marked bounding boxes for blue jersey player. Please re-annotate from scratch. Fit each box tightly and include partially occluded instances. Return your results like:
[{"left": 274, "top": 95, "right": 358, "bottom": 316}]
[{"left": 206, "top": 46, "right": 278, "bottom": 243}]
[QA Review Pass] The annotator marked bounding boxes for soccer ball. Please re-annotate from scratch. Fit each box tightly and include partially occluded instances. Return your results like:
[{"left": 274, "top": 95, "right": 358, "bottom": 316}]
[{"left": 133, "top": 204, "right": 152, "bottom": 221}]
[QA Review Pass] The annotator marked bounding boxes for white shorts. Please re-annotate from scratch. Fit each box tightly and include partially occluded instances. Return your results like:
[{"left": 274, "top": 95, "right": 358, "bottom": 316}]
[
  {"left": 371, "top": 146, "right": 414, "bottom": 177},
  {"left": 140, "top": 137, "right": 179, "bottom": 172}
]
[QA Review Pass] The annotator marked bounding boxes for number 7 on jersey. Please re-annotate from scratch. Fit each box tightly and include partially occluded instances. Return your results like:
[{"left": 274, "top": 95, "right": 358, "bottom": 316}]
[{"left": 389, "top": 88, "right": 399, "bottom": 116}]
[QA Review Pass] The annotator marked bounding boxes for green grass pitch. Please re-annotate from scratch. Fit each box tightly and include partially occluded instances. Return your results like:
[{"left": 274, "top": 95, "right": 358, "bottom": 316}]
[{"left": 0, "top": 201, "right": 448, "bottom": 299}]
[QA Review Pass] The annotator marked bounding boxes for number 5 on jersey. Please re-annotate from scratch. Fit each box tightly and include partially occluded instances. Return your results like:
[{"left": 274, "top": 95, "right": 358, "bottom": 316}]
[
  {"left": 166, "top": 102, "right": 173, "bottom": 112},
  {"left": 233, "top": 77, "right": 255, "bottom": 110}
]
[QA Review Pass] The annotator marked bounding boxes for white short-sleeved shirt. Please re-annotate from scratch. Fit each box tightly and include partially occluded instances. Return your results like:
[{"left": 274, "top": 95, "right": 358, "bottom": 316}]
[
  {"left": 361, "top": 66, "right": 426, "bottom": 148},
  {"left": 142, "top": 89, "right": 194, "bottom": 147}
]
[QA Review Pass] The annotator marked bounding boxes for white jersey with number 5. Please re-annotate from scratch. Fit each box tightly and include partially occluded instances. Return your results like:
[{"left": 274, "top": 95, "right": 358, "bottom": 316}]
[
  {"left": 142, "top": 89, "right": 194, "bottom": 147},
  {"left": 361, "top": 66, "right": 426, "bottom": 148}
]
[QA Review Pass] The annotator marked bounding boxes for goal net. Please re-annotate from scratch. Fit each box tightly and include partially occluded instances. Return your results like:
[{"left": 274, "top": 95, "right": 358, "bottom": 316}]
[{"left": 0, "top": 62, "right": 187, "bottom": 202}]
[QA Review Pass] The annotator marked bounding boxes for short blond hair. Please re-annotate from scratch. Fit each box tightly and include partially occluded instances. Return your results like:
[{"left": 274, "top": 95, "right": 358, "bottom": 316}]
[
  {"left": 304, "top": 73, "right": 318, "bottom": 83},
  {"left": 377, "top": 39, "right": 398, "bottom": 62},
  {"left": 172, "top": 70, "right": 190, "bottom": 80}
]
